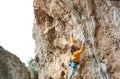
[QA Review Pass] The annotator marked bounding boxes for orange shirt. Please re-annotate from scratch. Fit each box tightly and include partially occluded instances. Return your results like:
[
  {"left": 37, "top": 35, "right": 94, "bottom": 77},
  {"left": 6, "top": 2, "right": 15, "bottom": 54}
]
[{"left": 70, "top": 37, "right": 85, "bottom": 62}]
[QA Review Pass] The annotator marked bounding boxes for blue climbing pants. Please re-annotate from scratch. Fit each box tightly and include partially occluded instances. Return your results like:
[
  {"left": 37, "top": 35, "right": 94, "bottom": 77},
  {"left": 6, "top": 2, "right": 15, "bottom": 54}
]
[{"left": 68, "top": 62, "right": 78, "bottom": 79}]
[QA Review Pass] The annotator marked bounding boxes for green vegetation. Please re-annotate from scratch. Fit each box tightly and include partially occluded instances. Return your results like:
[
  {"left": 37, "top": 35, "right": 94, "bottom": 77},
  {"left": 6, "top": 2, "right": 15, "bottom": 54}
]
[{"left": 27, "top": 58, "right": 38, "bottom": 79}]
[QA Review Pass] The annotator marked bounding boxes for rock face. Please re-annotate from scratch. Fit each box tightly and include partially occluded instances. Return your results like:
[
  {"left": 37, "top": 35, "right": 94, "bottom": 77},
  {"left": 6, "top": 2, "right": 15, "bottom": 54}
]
[
  {"left": 33, "top": 0, "right": 120, "bottom": 79},
  {"left": 0, "top": 46, "right": 31, "bottom": 79}
]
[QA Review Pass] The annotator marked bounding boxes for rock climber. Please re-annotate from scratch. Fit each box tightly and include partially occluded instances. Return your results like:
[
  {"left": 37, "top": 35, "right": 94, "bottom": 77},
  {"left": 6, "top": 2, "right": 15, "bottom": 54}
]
[{"left": 68, "top": 35, "right": 85, "bottom": 79}]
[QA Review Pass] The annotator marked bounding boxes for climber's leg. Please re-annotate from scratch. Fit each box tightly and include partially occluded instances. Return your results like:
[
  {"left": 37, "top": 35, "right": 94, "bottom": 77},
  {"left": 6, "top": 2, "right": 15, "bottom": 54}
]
[
  {"left": 68, "top": 67, "right": 75, "bottom": 79},
  {"left": 68, "top": 62, "right": 77, "bottom": 79}
]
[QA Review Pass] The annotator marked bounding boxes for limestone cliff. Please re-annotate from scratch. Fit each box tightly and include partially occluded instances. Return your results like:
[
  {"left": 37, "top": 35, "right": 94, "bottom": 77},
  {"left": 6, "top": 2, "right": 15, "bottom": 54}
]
[
  {"left": 0, "top": 46, "right": 31, "bottom": 79},
  {"left": 33, "top": 0, "right": 120, "bottom": 79}
]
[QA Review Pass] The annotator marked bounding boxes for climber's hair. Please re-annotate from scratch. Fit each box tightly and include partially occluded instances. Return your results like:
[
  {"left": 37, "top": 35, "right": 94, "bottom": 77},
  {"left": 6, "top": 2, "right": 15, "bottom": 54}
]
[
  {"left": 71, "top": 45, "right": 74, "bottom": 54},
  {"left": 71, "top": 45, "right": 80, "bottom": 54}
]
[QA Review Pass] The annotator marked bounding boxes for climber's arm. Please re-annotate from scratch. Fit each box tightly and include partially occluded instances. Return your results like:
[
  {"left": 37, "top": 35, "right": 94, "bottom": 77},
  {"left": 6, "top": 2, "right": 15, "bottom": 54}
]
[
  {"left": 73, "top": 42, "right": 85, "bottom": 56},
  {"left": 78, "top": 42, "right": 85, "bottom": 54},
  {"left": 70, "top": 36, "right": 75, "bottom": 46}
]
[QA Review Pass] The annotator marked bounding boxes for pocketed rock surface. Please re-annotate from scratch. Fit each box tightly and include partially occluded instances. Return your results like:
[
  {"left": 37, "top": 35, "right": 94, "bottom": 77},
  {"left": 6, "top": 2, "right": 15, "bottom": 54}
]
[{"left": 33, "top": 0, "right": 120, "bottom": 79}]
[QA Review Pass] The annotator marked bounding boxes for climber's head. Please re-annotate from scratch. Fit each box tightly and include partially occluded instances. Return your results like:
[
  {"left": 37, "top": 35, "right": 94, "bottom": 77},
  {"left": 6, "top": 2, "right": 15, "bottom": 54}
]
[
  {"left": 71, "top": 45, "right": 79, "bottom": 53},
  {"left": 74, "top": 45, "right": 79, "bottom": 51}
]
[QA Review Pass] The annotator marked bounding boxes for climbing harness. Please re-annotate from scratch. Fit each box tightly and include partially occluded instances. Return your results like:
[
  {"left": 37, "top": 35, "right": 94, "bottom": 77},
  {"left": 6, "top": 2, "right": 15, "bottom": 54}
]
[{"left": 71, "top": 62, "right": 78, "bottom": 69}]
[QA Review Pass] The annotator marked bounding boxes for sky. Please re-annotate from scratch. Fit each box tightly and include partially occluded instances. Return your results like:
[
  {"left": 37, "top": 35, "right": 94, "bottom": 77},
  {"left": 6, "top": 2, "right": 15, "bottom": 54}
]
[{"left": 0, "top": 0, "right": 35, "bottom": 65}]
